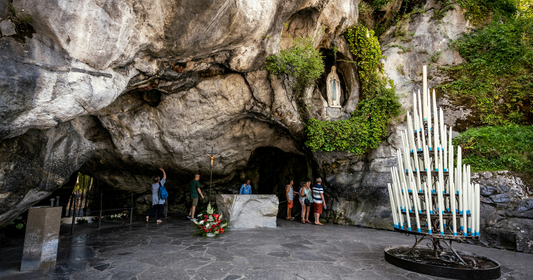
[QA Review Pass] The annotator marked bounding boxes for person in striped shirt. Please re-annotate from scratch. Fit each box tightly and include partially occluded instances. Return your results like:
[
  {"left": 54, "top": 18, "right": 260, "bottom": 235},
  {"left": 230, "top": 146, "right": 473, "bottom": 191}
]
[{"left": 312, "top": 178, "right": 326, "bottom": 226}]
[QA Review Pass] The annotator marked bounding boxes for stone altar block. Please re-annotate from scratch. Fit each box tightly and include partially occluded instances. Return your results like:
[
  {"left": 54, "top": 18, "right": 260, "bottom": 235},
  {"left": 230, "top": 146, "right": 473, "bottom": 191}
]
[
  {"left": 20, "top": 206, "right": 62, "bottom": 271},
  {"left": 216, "top": 194, "right": 278, "bottom": 229}
]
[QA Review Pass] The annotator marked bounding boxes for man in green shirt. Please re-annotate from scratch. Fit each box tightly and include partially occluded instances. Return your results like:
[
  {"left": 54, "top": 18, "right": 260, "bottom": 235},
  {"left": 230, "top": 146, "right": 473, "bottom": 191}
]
[{"left": 188, "top": 174, "right": 204, "bottom": 220}]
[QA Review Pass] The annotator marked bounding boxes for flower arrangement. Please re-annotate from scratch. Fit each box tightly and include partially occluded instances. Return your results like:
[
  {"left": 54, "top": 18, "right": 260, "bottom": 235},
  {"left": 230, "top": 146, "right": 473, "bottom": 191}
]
[
  {"left": 108, "top": 212, "right": 128, "bottom": 221},
  {"left": 76, "top": 217, "right": 88, "bottom": 224},
  {"left": 192, "top": 203, "right": 227, "bottom": 237}
]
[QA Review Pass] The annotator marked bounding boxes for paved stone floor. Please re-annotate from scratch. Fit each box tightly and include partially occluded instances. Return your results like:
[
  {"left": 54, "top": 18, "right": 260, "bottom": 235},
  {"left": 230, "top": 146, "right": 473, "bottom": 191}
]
[{"left": 1, "top": 216, "right": 532, "bottom": 280}]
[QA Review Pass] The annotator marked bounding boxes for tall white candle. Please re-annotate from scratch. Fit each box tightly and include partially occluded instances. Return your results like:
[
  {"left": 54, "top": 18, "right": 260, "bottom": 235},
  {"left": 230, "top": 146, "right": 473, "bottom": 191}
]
[
  {"left": 449, "top": 137, "right": 456, "bottom": 235},
  {"left": 476, "top": 183, "right": 480, "bottom": 236},
  {"left": 409, "top": 179, "right": 421, "bottom": 232},
  {"left": 465, "top": 165, "right": 474, "bottom": 235},
  {"left": 417, "top": 91, "right": 427, "bottom": 150},
  {"left": 424, "top": 145, "right": 434, "bottom": 212},
  {"left": 407, "top": 113, "right": 417, "bottom": 154},
  {"left": 457, "top": 147, "right": 464, "bottom": 233},
  {"left": 433, "top": 90, "right": 439, "bottom": 152},
  {"left": 397, "top": 167, "right": 411, "bottom": 231},
  {"left": 387, "top": 183, "right": 398, "bottom": 228},
  {"left": 462, "top": 165, "right": 468, "bottom": 236},
  {"left": 437, "top": 178, "right": 444, "bottom": 235},
  {"left": 423, "top": 182, "right": 432, "bottom": 234},
  {"left": 397, "top": 149, "right": 412, "bottom": 217},
  {"left": 413, "top": 93, "right": 422, "bottom": 151},
  {"left": 423, "top": 66, "right": 428, "bottom": 120},
  {"left": 392, "top": 168, "right": 404, "bottom": 229},
  {"left": 427, "top": 89, "right": 432, "bottom": 150},
  {"left": 441, "top": 110, "right": 447, "bottom": 171}
]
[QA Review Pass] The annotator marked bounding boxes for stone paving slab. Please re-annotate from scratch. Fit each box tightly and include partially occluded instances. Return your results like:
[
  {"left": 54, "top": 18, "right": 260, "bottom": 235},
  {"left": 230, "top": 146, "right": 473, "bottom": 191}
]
[{"left": 1, "top": 216, "right": 532, "bottom": 279}]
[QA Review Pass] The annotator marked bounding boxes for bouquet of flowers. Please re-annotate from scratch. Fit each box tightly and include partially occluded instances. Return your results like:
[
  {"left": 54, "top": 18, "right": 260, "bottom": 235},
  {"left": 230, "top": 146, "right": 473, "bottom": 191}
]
[
  {"left": 192, "top": 203, "right": 227, "bottom": 237},
  {"left": 108, "top": 212, "right": 128, "bottom": 221}
]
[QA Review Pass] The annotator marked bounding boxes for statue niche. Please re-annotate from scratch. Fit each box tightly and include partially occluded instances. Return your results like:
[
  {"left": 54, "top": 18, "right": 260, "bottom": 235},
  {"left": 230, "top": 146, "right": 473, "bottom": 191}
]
[{"left": 326, "top": 66, "right": 342, "bottom": 108}]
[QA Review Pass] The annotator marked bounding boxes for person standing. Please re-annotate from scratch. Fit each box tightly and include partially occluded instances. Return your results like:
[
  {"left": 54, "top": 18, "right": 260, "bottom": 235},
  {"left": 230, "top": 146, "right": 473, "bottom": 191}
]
[
  {"left": 300, "top": 180, "right": 313, "bottom": 224},
  {"left": 312, "top": 178, "right": 326, "bottom": 226},
  {"left": 146, "top": 168, "right": 166, "bottom": 224},
  {"left": 188, "top": 174, "right": 204, "bottom": 220},
  {"left": 239, "top": 179, "right": 252, "bottom": 195},
  {"left": 285, "top": 180, "right": 297, "bottom": 220}
]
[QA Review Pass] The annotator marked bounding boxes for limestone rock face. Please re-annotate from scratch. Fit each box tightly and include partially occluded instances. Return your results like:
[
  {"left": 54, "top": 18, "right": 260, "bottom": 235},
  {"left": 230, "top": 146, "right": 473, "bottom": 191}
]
[
  {"left": 0, "top": 19, "right": 16, "bottom": 36},
  {"left": 0, "top": 0, "right": 358, "bottom": 227},
  {"left": 216, "top": 194, "right": 278, "bottom": 229},
  {"left": 473, "top": 171, "right": 533, "bottom": 253}
]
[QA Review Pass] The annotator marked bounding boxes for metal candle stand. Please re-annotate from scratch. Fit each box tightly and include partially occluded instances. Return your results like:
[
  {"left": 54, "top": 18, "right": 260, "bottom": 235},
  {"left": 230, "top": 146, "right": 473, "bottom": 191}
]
[{"left": 385, "top": 68, "right": 498, "bottom": 279}]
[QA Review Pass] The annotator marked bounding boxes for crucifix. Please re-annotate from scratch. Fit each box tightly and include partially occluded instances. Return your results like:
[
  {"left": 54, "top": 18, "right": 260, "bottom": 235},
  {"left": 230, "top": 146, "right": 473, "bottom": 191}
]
[{"left": 205, "top": 147, "right": 219, "bottom": 203}]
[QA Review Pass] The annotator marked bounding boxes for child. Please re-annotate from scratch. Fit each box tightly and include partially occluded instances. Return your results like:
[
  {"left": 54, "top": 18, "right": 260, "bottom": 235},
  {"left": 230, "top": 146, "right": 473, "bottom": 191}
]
[{"left": 286, "top": 180, "right": 297, "bottom": 220}]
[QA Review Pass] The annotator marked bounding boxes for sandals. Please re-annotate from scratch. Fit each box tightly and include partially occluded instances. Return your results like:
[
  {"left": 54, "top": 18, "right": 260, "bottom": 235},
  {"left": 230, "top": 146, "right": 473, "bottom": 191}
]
[
  {"left": 302, "top": 219, "right": 306, "bottom": 224},
  {"left": 315, "top": 222, "right": 324, "bottom": 226},
  {"left": 290, "top": 218, "right": 295, "bottom": 221},
  {"left": 306, "top": 220, "right": 312, "bottom": 223}
]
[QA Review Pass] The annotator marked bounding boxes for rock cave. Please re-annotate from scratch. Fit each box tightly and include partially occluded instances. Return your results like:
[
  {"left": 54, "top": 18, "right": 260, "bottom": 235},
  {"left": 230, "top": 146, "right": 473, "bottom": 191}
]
[{"left": 0, "top": 0, "right": 532, "bottom": 265}]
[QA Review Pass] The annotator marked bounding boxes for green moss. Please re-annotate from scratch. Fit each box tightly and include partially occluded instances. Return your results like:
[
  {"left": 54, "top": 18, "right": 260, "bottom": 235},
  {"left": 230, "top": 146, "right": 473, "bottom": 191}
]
[
  {"left": 453, "top": 125, "right": 533, "bottom": 175},
  {"left": 305, "top": 25, "right": 401, "bottom": 154}
]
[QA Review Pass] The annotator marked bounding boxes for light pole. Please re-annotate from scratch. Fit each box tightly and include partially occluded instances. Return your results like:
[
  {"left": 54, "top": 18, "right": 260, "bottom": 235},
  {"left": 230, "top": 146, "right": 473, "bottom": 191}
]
[{"left": 205, "top": 147, "right": 219, "bottom": 203}]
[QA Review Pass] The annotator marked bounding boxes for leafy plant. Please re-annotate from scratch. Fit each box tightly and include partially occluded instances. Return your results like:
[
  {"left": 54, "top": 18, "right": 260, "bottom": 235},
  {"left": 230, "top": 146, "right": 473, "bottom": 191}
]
[
  {"left": 429, "top": 51, "right": 442, "bottom": 64},
  {"left": 8, "top": 216, "right": 26, "bottom": 230},
  {"left": 388, "top": 44, "right": 412, "bottom": 53},
  {"left": 396, "top": 64, "right": 406, "bottom": 76},
  {"left": 305, "top": 25, "right": 402, "bottom": 154},
  {"left": 456, "top": 0, "right": 517, "bottom": 25},
  {"left": 453, "top": 125, "right": 533, "bottom": 175},
  {"left": 265, "top": 32, "right": 324, "bottom": 96},
  {"left": 440, "top": 15, "right": 533, "bottom": 126}
]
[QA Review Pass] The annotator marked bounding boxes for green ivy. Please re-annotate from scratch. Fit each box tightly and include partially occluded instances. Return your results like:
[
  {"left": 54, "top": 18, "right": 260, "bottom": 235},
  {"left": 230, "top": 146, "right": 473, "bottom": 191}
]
[
  {"left": 344, "top": 25, "right": 383, "bottom": 98},
  {"left": 453, "top": 125, "right": 533, "bottom": 175},
  {"left": 265, "top": 36, "right": 324, "bottom": 96},
  {"left": 305, "top": 25, "right": 401, "bottom": 154}
]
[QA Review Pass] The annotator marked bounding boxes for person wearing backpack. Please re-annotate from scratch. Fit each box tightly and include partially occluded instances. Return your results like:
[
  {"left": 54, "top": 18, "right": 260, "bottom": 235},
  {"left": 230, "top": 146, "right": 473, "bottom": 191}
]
[{"left": 146, "top": 168, "right": 167, "bottom": 223}]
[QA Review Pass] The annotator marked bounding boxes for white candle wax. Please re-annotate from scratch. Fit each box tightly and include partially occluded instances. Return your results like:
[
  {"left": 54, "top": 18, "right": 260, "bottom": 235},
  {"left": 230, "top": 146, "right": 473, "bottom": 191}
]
[
  {"left": 397, "top": 166, "right": 412, "bottom": 231},
  {"left": 441, "top": 110, "right": 447, "bottom": 171},
  {"left": 458, "top": 147, "right": 464, "bottom": 233},
  {"left": 424, "top": 145, "right": 434, "bottom": 212},
  {"left": 392, "top": 168, "right": 404, "bottom": 229},
  {"left": 449, "top": 142, "right": 456, "bottom": 235},
  {"left": 409, "top": 180, "right": 421, "bottom": 232},
  {"left": 462, "top": 165, "right": 468, "bottom": 236},
  {"left": 437, "top": 178, "right": 444, "bottom": 235},
  {"left": 407, "top": 113, "right": 417, "bottom": 154},
  {"left": 413, "top": 93, "right": 422, "bottom": 151},
  {"left": 423, "top": 182, "right": 432, "bottom": 234},
  {"left": 476, "top": 183, "right": 480, "bottom": 236},
  {"left": 433, "top": 90, "right": 439, "bottom": 153},
  {"left": 387, "top": 183, "right": 398, "bottom": 228},
  {"left": 427, "top": 89, "right": 432, "bottom": 150},
  {"left": 423, "top": 66, "right": 428, "bottom": 119},
  {"left": 417, "top": 91, "right": 427, "bottom": 150}
]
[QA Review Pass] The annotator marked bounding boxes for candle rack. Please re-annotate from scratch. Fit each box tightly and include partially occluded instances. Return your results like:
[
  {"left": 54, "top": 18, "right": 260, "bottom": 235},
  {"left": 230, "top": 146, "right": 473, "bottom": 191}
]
[
  {"left": 387, "top": 90, "right": 480, "bottom": 258},
  {"left": 384, "top": 66, "right": 498, "bottom": 279}
]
